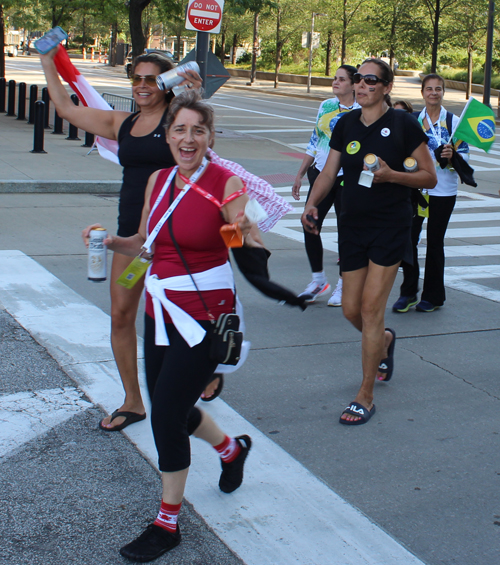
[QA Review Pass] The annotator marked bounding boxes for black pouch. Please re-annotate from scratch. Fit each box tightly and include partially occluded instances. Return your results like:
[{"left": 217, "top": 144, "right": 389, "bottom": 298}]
[{"left": 210, "top": 313, "right": 243, "bottom": 365}]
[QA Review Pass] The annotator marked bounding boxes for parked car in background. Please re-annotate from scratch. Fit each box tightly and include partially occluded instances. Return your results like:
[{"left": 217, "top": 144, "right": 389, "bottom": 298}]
[{"left": 125, "top": 49, "right": 176, "bottom": 77}]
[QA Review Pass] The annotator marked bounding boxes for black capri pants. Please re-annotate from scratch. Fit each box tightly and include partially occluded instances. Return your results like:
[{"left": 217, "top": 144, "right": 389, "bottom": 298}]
[{"left": 144, "top": 314, "right": 219, "bottom": 473}]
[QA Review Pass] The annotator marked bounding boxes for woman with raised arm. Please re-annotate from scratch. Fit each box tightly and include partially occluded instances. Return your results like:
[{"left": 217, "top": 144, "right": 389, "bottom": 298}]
[
  {"left": 292, "top": 65, "right": 359, "bottom": 307},
  {"left": 86, "top": 90, "right": 253, "bottom": 561},
  {"left": 302, "top": 59, "right": 437, "bottom": 425},
  {"left": 39, "top": 48, "right": 203, "bottom": 431}
]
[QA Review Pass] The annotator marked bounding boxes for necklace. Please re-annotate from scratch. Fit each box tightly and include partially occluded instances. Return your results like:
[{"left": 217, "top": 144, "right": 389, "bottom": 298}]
[{"left": 360, "top": 104, "right": 389, "bottom": 127}]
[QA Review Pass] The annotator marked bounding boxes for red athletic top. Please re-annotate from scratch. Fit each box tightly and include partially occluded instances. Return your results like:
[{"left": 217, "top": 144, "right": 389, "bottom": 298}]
[{"left": 145, "top": 163, "right": 237, "bottom": 322}]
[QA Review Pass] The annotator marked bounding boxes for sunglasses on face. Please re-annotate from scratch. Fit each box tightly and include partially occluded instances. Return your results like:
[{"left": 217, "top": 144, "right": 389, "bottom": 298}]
[
  {"left": 130, "top": 74, "right": 157, "bottom": 87},
  {"left": 353, "top": 73, "right": 388, "bottom": 86}
]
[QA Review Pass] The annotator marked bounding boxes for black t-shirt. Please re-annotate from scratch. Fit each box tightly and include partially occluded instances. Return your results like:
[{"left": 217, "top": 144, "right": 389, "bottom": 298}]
[
  {"left": 329, "top": 108, "right": 428, "bottom": 227},
  {"left": 117, "top": 111, "right": 175, "bottom": 236}
]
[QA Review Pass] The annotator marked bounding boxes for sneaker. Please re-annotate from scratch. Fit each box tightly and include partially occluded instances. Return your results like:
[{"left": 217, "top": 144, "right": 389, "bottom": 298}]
[
  {"left": 415, "top": 300, "right": 439, "bottom": 312},
  {"left": 328, "top": 278, "right": 343, "bottom": 307},
  {"left": 299, "top": 280, "right": 331, "bottom": 303},
  {"left": 120, "top": 524, "right": 181, "bottom": 562},
  {"left": 219, "top": 435, "right": 252, "bottom": 493},
  {"left": 392, "top": 295, "right": 418, "bottom": 313}
]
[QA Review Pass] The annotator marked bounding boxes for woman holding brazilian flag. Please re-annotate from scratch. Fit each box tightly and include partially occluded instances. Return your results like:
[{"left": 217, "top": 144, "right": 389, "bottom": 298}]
[{"left": 393, "top": 73, "right": 495, "bottom": 314}]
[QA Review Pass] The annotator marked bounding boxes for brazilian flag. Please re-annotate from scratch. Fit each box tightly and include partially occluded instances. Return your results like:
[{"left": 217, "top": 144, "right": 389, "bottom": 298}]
[{"left": 453, "top": 98, "right": 496, "bottom": 152}]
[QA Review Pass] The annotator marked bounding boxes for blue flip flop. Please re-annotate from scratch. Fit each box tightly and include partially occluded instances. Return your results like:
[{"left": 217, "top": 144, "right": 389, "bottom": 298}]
[
  {"left": 339, "top": 401, "right": 376, "bottom": 426},
  {"left": 378, "top": 328, "right": 396, "bottom": 382}
]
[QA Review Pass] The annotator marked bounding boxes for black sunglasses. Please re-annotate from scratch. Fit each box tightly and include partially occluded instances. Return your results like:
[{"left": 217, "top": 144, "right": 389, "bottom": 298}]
[{"left": 353, "top": 73, "right": 388, "bottom": 86}]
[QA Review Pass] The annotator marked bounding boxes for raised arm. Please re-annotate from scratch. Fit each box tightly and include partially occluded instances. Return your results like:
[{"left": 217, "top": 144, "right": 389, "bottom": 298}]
[{"left": 39, "top": 47, "right": 130, "bottom": 141}]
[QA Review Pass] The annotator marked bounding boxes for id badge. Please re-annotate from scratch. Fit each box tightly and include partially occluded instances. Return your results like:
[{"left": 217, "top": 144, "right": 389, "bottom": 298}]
[
  {"left": 116, "top": 255, "right": 151, "bottom": 289},
  {"left": 418, "top": 192, "right": 430, "bottom": 218},
  {"left": 358, "top": 170, "right": 374, "bottom": 188}
]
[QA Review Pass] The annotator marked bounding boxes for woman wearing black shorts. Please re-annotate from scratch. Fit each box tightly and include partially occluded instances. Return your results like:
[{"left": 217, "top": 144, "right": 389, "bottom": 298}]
[
  {"left": 41, "top": 49, "right": 202, "bottom": 431},
  {"left": 302, "top": 59, "right": 437, "bottom": 425}
]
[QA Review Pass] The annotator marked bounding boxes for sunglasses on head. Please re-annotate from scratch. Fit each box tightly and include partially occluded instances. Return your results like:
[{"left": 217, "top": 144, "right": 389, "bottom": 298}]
[
  {"left": 130, "top": 74, "right": 157, "bottom": 87},
  {"left": 353, "top": 73, "right": 388, "bottom": 86}
]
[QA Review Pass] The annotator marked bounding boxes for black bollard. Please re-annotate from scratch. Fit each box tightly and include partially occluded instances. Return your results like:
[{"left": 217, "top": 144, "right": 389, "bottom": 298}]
[
  {"left": 31, "top": 101, "right": 47, "bottom": 153},
  {"left": 66, "top": 94, "right": 80, "bottom": 140},
  {"left": 7, "top": 80, "right": 16, "bottom": 116},
  {"left": 0, "top": 78, "right": 6, "bottom": 113},
  {"left": 53, "top": 109, "right": 64, "bottom": 134},
  {"left": 42, "top": 87, "right": 50, "bottom": 128},
  {"left": 17, "top": 82, "right": 27, "bottom": 120},
  {"left": 82, "top": 131, "right": 95, "bottom": 147},
  {"left": 28, "top": 85, "right": 38, "bottom": 124}
]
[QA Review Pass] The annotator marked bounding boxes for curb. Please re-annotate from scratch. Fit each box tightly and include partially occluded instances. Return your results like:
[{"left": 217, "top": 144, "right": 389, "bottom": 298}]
[
  {"left": 0, "top": 180, "right": 121, "bottom": 194},
  {"left": 222, "top": 83, "right": 327, "bottom": 101}
]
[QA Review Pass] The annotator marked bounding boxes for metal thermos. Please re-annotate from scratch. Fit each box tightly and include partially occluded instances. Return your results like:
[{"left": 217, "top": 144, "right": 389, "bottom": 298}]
[
  {"left": 88, "top": 228, "right": 107, "bottom": 282},
  {"left": 404, "top": 157, "right": 418, "bottom": 172},
  {"left": 364, "top": 153, "right": 380, "bottom": 172},
  {"left": 156, "top": 62, "right": 200, "bottom": 91}
]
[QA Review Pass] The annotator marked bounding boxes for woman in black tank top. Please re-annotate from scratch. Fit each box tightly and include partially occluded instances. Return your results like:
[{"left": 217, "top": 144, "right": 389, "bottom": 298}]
[{"left": 40, "top": 49, "right": 202, "bottom": 432}]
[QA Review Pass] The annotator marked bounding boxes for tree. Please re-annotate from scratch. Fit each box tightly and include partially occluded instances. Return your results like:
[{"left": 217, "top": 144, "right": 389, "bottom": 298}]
[
  {"left": 448, "top": 0, "right": 488, "bottom": 98},
  {"left": 364, "top": 0, "right": 428, "bottom": 70},
  {"left": 128, "top": 0, "right": 152, "bottom": 57},
  {"left": 269, "top": 0, "right": 303, "bottom": 87},
  {"left": 0, "top": 3, "right": 5, "bottom": 78},
  {"left": 234, "top": 0, "right": 276, "bottom": 84},
  {"left": 157, "top": 0, "right": 186, "bottom": 61},
  {"left": 421, "top": 0, "right": 459, "bottom": 72}
]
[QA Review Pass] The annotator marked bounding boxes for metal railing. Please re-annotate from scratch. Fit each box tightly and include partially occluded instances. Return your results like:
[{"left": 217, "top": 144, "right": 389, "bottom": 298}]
[{"left": 102, "top": 93, "right": 137, "bottom": 112}]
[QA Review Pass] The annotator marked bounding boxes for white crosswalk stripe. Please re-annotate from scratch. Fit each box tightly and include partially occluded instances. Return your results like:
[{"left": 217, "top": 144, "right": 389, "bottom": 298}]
[{"left": 270, "top": 189, "right": 500, "bottom": 303}]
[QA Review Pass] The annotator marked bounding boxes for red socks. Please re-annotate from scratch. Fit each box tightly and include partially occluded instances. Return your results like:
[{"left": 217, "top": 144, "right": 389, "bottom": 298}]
[
  {"left": 213, "top": 435, "right": 241, "bottom": 463},
  {"left": 154, "top": 501, "right": 181, "bottom": 533}
]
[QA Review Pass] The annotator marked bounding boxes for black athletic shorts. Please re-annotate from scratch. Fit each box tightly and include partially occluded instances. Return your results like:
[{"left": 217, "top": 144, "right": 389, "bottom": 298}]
[{"left": 339, "top": 224, "right": 413, "bottom": 272}]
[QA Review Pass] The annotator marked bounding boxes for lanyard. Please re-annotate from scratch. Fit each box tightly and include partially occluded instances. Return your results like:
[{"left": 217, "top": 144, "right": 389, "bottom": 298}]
[
  {"left": 143, "top": 157, "right": 208, "bottom": 252},
  {"left": 425, "top": 109, "right": 442, "bottom": 145},
  {"left": 177, "top": 172, "right": 246, "bottom": 209}
]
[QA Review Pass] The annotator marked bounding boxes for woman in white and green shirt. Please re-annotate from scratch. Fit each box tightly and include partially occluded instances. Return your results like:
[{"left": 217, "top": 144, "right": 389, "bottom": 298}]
[{"left": 292, "top": 65, "right": 360, "bottom": 306}]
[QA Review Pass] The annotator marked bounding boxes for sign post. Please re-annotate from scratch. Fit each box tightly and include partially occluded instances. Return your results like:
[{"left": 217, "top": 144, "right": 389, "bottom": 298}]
[{"left": 185, "top": 0, "right": 225, "bottom": 97}]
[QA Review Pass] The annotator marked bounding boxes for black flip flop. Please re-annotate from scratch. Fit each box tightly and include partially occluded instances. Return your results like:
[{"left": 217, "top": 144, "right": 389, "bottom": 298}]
[
  {"left": 99, "top": 410, "right": 146, "bottom": 432},
  {"left": 339, "top": 401, "right": 376, "bottom": 426},
  {"left": 378, "top": 328, "right": 396, "bottom": 382},
  {"left": 200, "top": 374, "right": 224, "bottom": 402}
]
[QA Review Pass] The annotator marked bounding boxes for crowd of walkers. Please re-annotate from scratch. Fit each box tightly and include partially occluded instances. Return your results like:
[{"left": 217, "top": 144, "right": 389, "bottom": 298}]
[{"left": 39, "top": 44, "right": 469, "bottom": 561}]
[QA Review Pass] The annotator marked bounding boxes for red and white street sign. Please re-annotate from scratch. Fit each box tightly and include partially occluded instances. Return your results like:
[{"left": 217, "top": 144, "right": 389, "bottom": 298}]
[{"left": 185, "top": 0, "right": 224, "bottom": 34}]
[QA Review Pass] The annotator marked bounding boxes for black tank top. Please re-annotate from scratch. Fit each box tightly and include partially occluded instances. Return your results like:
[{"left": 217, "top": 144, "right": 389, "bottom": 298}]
[{"left": 116, "top": 110, "right": 175, "bottom": 236}]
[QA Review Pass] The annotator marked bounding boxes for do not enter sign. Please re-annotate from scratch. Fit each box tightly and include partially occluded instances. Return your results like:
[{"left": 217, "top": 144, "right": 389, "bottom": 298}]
[{"left": 185, "top": 0, "right": 224, "bottom": 34}]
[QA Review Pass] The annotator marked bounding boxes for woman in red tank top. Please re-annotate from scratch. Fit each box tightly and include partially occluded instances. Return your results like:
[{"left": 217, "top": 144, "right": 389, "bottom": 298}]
[{"left": 98, "top": 90, "right": 255, "bottom": 562}]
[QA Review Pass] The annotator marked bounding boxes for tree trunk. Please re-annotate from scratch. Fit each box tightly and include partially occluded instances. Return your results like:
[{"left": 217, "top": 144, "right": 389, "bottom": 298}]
[
  {"left": 82, "top": 15, "right": 86, "bottom": 52},
  {"left": 129, "top": 0, "right": 152, "bottom": 58},
  {"left": 389, "top": 5, "right": 396, "bottom": 69},
  {"left": 109, "top": 22, "right": 118, "bottom": 66},
  {"left": 341, "top": 0, "right": 347, "bottom": 65},
  {"left": 231, "top": 34, "right": 238, "bottom": 64},
  {"left": 250, "top": 12, "right": 259, "bottom": 84},
  {"left": 431, "top": 0, "right": 440, "bottom": 73},
  {"left": 274, "top": 7, "right": 281, "bottom": 88},
  {"left": 325, "top": 30, "right": 332, "bottom": 76},
  {"left": 176, "top": 32, "right": 181, "bottom": 60},
  {"left": 0, "top": 4, "right": 5, "bottom": 79},
  {"left": 220, "top": 31, "right": 226, "bottom": 65},
  {"left": 466, "top": 47, "right": 472, "bottom": 100}
]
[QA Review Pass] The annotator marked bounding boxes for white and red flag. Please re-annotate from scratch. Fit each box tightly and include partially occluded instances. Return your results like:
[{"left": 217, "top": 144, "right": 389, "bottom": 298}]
[{"left": 53, "top": 46, "right": 120, "bottom": 164}]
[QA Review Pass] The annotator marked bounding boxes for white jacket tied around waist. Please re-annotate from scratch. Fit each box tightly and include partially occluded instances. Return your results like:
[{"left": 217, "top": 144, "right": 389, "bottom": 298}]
[{"left": 145, "top": 262, "right": 250, "bottom": 373}]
